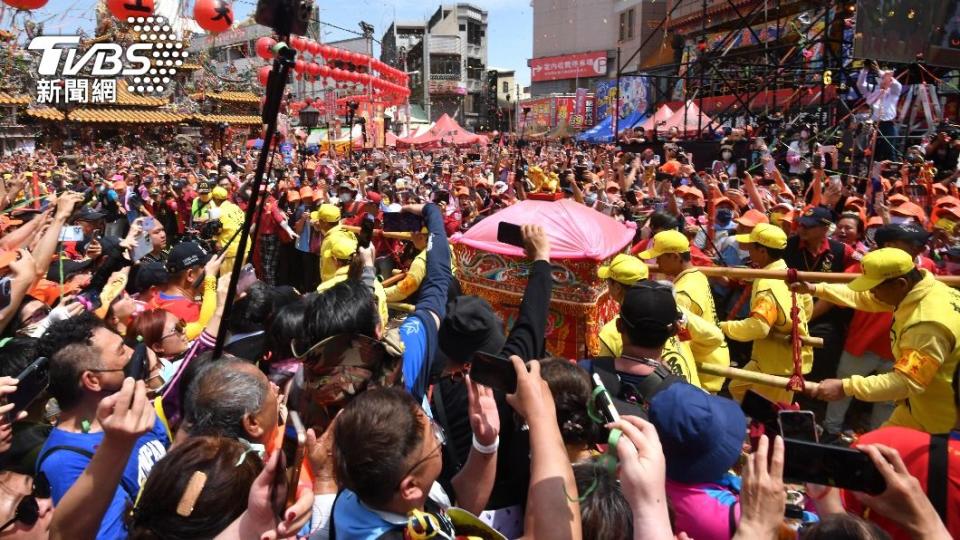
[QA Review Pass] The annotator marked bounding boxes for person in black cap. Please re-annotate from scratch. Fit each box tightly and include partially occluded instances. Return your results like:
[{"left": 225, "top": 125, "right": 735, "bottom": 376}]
[
  {"left": 148, "top": 242, "right": 222, "bottom": 324},
  {"left": 430, "top": 224, "right": 553, "bottom": 527},
  {"left": 190, "top": 180, "right": 215, "bottom": 228},
  {"left": 874, "top": 222, "right": 938, "bottom": 274},
  {"left": 583, "top": 281, "right": 686, "bottom": 410},
  {"left": 785, "top": 204, "right": 857, "bottom": 384}
]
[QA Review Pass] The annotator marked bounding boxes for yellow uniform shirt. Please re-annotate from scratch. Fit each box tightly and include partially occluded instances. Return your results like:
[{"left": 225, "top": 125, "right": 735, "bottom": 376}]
[
  {"left": 597, "top": 306, "right": 721, "bottom": 389},
  {"left": 675, "top": 268, "right": 730, "bottom": 392},
  {"left": 318, "top": 224, "right": 353, "bottom": 283},
  {"left": 720, "top": 259, "right": 813, "bottom": 403},
  {"left": 814, "top": 272, "right": 960, "bottom": 433},
  {"left": 383, "top": 249, "right": 459, "bottom": 303},
  {"left": 215, "top": 200, "right": 247, "bottom": 258}
]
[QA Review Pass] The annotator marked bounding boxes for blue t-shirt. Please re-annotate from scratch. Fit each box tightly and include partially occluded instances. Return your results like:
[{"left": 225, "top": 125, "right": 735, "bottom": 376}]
[
  {"left": 400, "top": 314, "right": 429, "bottom": 403},
  {"left": 38, "top": 418, "right": 170, "bottom": 540}
]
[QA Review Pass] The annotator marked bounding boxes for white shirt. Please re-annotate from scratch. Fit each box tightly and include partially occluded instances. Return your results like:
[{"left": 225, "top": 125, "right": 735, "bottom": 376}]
[{"left": 857, "top": 68, "right": 902, "bottom": 122}]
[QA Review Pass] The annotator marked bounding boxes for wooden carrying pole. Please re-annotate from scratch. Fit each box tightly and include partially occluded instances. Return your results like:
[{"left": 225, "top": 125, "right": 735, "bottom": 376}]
[
  {"left": 342, "top": 225, "right": 414, "bottom": 241},
  {"left": 646, "top": 264, "right": 960, "bottom": 287},
  {"left": 698, "top": 363, "right": 820, "bottom": 394}
]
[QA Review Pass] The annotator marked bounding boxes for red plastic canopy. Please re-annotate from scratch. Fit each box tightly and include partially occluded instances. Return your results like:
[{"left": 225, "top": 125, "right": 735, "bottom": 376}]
[{"left": 398, "top": 114, "right": 488, "bottom": 148}]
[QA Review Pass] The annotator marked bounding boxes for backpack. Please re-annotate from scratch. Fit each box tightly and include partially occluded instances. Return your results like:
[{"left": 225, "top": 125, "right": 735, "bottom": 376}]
[{"left": 297, "top": 329, "right": 404, "bottom": 431}]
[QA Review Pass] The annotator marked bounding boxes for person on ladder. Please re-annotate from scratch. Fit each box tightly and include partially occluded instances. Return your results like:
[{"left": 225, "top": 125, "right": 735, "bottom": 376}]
[{"left": 720, "top": 223, "right": 814, "bottom": 404}]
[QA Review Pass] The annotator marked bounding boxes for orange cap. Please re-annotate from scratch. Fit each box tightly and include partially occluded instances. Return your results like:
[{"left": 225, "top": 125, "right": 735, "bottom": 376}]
[
  {"left": 888, "top": 193, "right": 909, "bottom": 206},
  {"left": 866, "top": 215, "right": 885, "bottom": 228},
  {"left": 891, "top": 201, "right": 927, "bottom": 224},
  {"left": 734, "top": 209, "right": 769, "bottom": 228}
]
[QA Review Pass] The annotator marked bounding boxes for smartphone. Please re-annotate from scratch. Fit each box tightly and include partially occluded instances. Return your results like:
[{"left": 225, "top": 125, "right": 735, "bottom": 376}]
[
  {"left": 8, "top": 356, "right": 49, "bottom": 415},
  {"left": 469, "top": 351, "right": 518, "bottom": 394},
  {"left": 591, "top": 373, "right": 620, "bottom": 424},
  {"left": 812, "top": 153, "right": 824, "bottom": 170},
  {"left": 736, "top": 158, "right": 748, "bottom": 176},
  {"left": 0, "top": 277, "right": 10, "bottom": 313},
  {"left": 57, "top": 225, "right": 84, "bottom": 242},
  {"left": 236, "top": 263, "right": 258, "bottom": 295},
  {"left": 496, "top": 221, "right": 525, "bottom": 248},
  {"left": 382, "top": 212, "right": 424, "bottom": 233},
  {"left": 132, "top": 217, "right": 155, "bottom": 262},
  {"left": 271, "top": 411, "right": 306, "bottom": 520},
  {"left": 778, "top": 410, "right": 818, "bottom": 442},
  {"left": 728, "top": 177, "right": 742, "bottom": 190},
  {"left": 357, "top": 213, "right": 375, "bottom": 249},
  {"left": 783, "top": 438, "right": 886, "bottom": 495},
  {"left": 712, "top": 160, "right": 725, "bottom": 176},
  {"left": 624, "top": 190, "right": 639, "bottom": 206},
  {"left": 741, "top": 390, "right": 779, "bottom": 425},
  {"left": 433, "top": 190, "right": 450, "bottom": 205}
]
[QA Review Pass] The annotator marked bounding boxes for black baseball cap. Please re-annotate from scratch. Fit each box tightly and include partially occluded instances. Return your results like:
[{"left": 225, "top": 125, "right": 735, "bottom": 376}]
[
  {"left": 197, "top": 180, "right": 212, "bottom": 194},
  {"left": 620, "top": 282, "right": 681, "bottom": 334},
  {"left": 875, "top": 222, "right": 932, "bottom": 247},
  {"left": 798, "top": 206, "right": 833, "bottom": 228},
  {"left": 165, "top": 242, "right": 210, "bottom": 273}
]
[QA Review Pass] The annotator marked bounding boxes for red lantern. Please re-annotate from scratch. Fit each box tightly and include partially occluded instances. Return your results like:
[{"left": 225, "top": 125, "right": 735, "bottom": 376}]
[
  {"left": 308, "top": 62, "right": 321, "bottom": 77},
  {"left": 294, "top": 59, "right": 306, "bottom": 73},
  {"left": 328, "top": 48, "right": 342, "bottom": 61},
  {"left": 290, "top": 35, "right": 306, "bottom": 51},
  {"left": 106, "top": 0, "right": 153, "bottom": 20},
  {"left": 2, "top": 0, "right": 47, "bottom": 8},
  {"left": 309, "top": 40, "right": 322, "bottom": 56},
  {"left": 257, "top": 66, "right": 271, "bottom": 85},
  {"left": 255, "top": 36, "right": 276, "bottom": 60},
  {"left": 193, "top": 0, "right": 233, "bottom": 33}
]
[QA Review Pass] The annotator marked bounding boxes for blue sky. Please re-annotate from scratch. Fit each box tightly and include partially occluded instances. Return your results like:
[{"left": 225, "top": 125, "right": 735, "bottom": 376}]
[{"left": 1, "top": 0, "right": 533, "bottom": 86}]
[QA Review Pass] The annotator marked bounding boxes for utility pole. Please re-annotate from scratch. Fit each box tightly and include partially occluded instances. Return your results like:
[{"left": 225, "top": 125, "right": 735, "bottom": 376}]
[
  {"left": 423, "top": 19, "right": 431, "bottom": 122},
  {"left": 613, "top": 46, "right": 621, "bottom": 142},
  {"left": 515, "top": 82, "right": 520, "bottom": 134}
]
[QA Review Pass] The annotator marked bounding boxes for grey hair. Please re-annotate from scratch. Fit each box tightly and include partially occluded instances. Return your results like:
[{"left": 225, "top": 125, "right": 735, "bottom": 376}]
[{"left": 184, "top": 360, "right": 267, "bottom": 440}]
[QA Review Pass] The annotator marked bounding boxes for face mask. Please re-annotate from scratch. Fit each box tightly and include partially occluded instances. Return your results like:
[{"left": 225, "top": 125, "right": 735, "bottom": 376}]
[
  {"left": 584, "top": 195, "right": 597, "bottom": 206},
  {"left": 890, "top": 216, "right": 912, "bottom": 225},
  {"left": 340, "top": 193, "right": 352, "bottom": 203},
  {"left": 716, "top": 208, "right": 734, "bottom": 225},
  {"left": 721, "top": 151, "right": 733, "bottom": 160}
]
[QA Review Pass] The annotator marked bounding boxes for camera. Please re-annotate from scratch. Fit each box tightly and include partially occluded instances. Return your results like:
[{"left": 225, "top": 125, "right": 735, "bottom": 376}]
[{"left": 199, "top": 220, "right": 223, "bottom": 240}]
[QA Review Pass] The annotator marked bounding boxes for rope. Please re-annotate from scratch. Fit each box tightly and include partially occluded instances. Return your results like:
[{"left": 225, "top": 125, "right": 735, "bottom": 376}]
[{"left": 785, "top": 268, "right": 805, "bottom": 393}]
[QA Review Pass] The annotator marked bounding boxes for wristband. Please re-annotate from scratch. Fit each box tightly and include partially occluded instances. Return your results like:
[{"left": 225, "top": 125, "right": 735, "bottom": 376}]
[{"left": 472, "top": 434, "right": 499, "bottom": 454}]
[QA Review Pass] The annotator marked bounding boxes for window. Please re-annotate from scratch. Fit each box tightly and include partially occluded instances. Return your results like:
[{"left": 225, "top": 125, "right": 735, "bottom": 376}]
[
  {"left": 467, "top": 21, "right": 482, "bottom": 46},
  {"left": 619, "top": 8, "right": 635, "bottom": 42},
  {"left": 502, "top": 81, "right": 509, "bottom": 94},
  {"left": 459, "top": 24, "right": 466, "bottom": 31}
]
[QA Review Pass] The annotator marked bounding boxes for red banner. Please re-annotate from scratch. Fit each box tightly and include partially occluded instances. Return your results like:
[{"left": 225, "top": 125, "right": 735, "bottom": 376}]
[{"left": 530, "top": 51, "right": 607, "bottom": 82}]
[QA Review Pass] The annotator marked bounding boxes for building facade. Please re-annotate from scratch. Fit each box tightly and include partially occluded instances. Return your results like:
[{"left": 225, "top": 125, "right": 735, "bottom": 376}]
[
  {"left": 529, "top": 0, "right": 665, "bottom": 96},
  {"left": 381, "top": 4, "right": 488, "bottom": 130}
]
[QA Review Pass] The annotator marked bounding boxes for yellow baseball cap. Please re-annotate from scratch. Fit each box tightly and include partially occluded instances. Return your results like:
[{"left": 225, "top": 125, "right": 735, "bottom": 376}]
[
  {"left": 211, "top": 186, "right": 229, "bottom": 200},
  {"left": 847, "top": 247, "right": 915, "bottom": 292},
  {"left": 326, "top": 233, "right": 358, "bottom": 260},
  {"left": 638, "top": 230, "right": 690, "bottom": 259},
  {"left": 315, "top": 203, "right": 341, "bottom": 223},
  {"left": 735, "top": 222, "right": 787, "bottom": 249},
  {"left": 597, "top": 254, "right": 649, "bottom": 285}
]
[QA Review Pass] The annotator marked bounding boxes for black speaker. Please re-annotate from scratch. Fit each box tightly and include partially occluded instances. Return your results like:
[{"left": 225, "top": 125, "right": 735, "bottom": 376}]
[{"left": 853, "top": 0, "right": 960, "bottom": 68}]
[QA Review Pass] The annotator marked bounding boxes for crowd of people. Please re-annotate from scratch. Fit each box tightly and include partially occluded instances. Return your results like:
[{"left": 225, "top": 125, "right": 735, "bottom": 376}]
[{"left": 0, "top": 98, "right": 956, "bottom": 540}]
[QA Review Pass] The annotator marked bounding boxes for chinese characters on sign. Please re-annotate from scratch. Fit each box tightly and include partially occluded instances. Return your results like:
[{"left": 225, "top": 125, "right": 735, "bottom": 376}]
[
  {"left": 36, "top": 79, "right": 117, "bottom": 104},
  {"left": 530, "top": 51, "right": 608, "bottom": 83}
]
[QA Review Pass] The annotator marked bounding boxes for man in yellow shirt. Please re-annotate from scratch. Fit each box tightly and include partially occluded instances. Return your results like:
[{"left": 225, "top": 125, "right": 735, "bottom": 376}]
[
  {"left": 793, "top": 247, "right": 960, "bottom": 433},
  {"left": 640, "top": 230, "right": 731, "bottom": 392},
  {"left": 210, "top": 186, "right": 247, "bottom": 276},
  {"left": 317, "top": 233, "right": 388, "bottom": 334},
  {"left": 596, "top": 254, "right": 723, "bottom": 388},
  {"left": 312, "top": 203, "right": 352, "bottom": 283},
  {"left": 383, "top": 230, "right": 429, "bottom": 303},
  {"left": 720, "top": 223, "right": 813, "bottom": 404}
]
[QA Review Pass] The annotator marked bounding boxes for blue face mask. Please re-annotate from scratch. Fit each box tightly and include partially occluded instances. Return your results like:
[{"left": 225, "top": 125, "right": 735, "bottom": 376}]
[
  {"left": 716, "top": 208, "right": 734, "bottom": 226},
  {"left": 584, "top": 195, "right": 597, "bottom": 206}
]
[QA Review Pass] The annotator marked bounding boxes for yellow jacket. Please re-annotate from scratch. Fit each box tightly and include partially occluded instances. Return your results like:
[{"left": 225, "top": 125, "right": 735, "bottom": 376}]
[
  {"left": 675, "top": 268, "right": 730, "bottom": 392},
  {"left": 597, "top": 306, "right": 724, "bottom": 389},
  {"left": 814, "top": 272, "right": 960, "bottom": 433},
  {"left": 215, "top": 200, "right": 247, "bottom": 258},
  {"left": 720, "top": 259, "right": 814, "bottom": 376},
  {"left": 383, "top": 249, "right": 459, "bottom": 303},
  {"left": 318, "top": 224, "right": 353, "bottom": 283},
  {"left": 317, "top": 266, "right": 389, "bottom": 334}
]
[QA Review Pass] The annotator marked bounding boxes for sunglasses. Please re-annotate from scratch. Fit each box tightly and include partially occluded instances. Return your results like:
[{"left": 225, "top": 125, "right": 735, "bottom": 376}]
[
  {"left": 159, "top": 321, "right": 186, "bottom": 341},
  {"left": 0, "top": 476, "right": 49, "bottom": 532},
  {"left": 394, "top": 418, "right": 446, "bottom": 489},
  {"left": 21, "top": 305, "right": 50, "bottom": 327}
]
